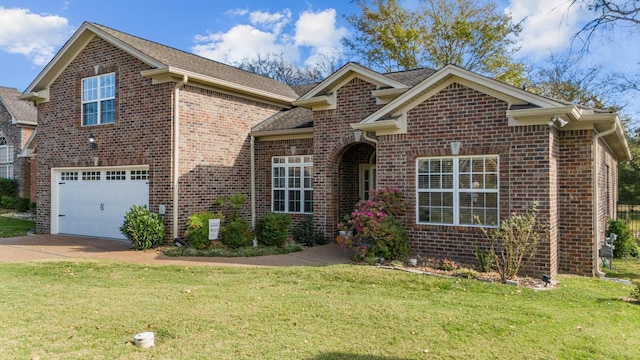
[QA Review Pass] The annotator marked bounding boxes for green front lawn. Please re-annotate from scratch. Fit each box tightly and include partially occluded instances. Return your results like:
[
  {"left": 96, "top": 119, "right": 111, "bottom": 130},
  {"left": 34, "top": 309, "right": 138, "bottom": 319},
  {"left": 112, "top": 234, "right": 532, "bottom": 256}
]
[
  {"left": 0, "top": 215, "right": 35, "bottom": 237},
  {"left": 0, "top": 261, "right": 637, "bottom": 359}
]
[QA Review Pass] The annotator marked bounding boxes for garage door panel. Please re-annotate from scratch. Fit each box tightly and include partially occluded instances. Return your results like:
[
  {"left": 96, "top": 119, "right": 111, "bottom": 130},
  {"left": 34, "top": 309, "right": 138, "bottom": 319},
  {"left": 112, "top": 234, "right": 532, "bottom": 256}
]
[{"left": 55, "top": 168, "right": 149, "bottom": 239}]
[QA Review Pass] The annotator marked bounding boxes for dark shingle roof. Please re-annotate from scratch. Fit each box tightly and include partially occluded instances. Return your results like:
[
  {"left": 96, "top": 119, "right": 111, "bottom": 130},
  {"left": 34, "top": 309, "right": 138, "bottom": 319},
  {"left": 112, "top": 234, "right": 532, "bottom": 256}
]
[
  {"left": 252, "top": 107, "right": 313, "bottom": 132},
  {"left": 92, "top": 23, "right": 299, "bottom": 99},
  {"left": 0, "top": 86, "right": 37, "bottom": 125},
  {"left": 384, "top": 67, "right": 437, "bottom": 87}
]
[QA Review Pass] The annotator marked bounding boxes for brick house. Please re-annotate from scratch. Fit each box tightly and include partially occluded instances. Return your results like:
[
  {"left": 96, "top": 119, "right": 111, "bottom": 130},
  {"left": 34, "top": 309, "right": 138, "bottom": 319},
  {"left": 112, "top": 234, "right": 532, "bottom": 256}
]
[
  {"left": 0, "top": 86, "right": 37, "bottom": 200},
  {"left": 21, "top": 22, "right": 630, "bottom": 276}
]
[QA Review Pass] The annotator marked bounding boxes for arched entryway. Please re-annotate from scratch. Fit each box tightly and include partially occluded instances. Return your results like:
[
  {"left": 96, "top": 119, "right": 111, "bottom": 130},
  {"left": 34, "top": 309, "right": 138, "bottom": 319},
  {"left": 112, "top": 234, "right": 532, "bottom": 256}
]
[{"left": 335, "top": 142, "right": 376, "bottom": 226}]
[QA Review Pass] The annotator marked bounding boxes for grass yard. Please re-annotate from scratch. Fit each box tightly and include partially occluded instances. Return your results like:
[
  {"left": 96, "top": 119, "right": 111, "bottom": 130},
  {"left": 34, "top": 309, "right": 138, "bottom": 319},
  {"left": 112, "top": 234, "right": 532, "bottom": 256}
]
[
  {"left": 0, "top": 215, "right": 35, "bottom": 237},
  {"left": 604, "top": 257, "right": 640, "bottom": 281},
  {"left": 0, "top": 261, "right": 638, "bottom": 359}
]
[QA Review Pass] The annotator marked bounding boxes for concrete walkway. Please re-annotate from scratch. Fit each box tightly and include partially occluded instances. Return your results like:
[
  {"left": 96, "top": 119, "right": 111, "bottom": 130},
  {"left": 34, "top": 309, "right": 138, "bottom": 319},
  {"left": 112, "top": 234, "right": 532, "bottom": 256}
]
[{"left": 0, "top": 234, "right": 351, "bottom": 267}]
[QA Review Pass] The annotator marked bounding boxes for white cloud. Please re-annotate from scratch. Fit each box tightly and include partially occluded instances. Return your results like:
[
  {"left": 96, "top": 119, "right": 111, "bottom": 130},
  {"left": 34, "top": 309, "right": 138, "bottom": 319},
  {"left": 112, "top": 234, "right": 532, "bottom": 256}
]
[
  {"left": 0, "top": 6, "right": 73, "bottom": 65},
  {"left": 192, "top": 24, "right": 296, "bottom": 64},
  {"left": 192, "top": 7, "right": 346, "bottom": 68},
  {"left": 294, "top": 9, "right": 348, "bottom": 67},
  {"left": 506, "top": 0, "right": 588, "bottom": 59}
]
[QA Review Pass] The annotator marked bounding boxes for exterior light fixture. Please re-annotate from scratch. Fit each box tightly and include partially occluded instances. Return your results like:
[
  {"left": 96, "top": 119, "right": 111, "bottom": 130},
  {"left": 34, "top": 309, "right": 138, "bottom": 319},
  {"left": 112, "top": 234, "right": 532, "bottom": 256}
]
[
  {"left": 549, "top": 116, "right": 568, "bottom": 128},
  {"left": 88, "top": 133, "right": 97, "bottom": 149},
  {"left": 450, "top": 141, "right": 462, "bottom": 155},
  {"left": 353, "top": 129, "right": 363, "bottom": 142}
]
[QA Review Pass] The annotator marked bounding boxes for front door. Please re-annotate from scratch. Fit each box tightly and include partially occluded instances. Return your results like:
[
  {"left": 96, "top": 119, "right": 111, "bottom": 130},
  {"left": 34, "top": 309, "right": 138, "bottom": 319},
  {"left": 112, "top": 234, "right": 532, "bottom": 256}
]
[{"left": 359, "top": 164, "right": 377, "bottom": 200}]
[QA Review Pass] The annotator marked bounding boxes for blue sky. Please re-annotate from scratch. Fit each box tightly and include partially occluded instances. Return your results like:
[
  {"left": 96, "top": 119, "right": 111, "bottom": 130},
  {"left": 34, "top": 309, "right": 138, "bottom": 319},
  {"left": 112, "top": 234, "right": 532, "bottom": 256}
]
[{"left": 1, "top": 0, "right": 638, "bottom": 126}]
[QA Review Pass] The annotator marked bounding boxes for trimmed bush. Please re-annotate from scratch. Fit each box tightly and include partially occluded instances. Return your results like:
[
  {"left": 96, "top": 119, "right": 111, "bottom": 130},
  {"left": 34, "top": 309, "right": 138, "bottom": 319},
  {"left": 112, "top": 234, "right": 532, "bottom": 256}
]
[
  {"left": 185, "top": 211, "right": 224, "bottom": 250},
  {"left": 120, "top": 205, "right": 166, "bottom": 250},
  {"left": 221, "top": 217, "right": 251, "bottom": 249},
  {"left": 0, "top": 196, "right": 16, "bottom": 209},
  {"left": 606, "top": 218, "right": 638, "bottom": 258},
  {"left": 255, "top": 212, "right": 291, "bottom": 247},
  {"left": 0, "top": 178, "right": 17, "bottom": 198},
  {"left": 291, "top": 217, "right": 327, "bottom": 246}
]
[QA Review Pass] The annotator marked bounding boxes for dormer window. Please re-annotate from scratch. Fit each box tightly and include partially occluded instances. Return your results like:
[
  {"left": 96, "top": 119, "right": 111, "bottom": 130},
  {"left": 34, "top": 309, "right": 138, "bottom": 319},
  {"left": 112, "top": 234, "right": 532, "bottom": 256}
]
[{"left": 82, "top": 73, "right": 115, "bottom": 126}]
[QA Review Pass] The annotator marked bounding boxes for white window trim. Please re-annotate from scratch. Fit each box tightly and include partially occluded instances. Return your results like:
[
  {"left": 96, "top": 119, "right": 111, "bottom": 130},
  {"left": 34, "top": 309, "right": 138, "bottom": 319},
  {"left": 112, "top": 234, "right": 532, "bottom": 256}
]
[
  {"left": 82, "top": 72, "right": 115, "bottom": 126},
  {"left": 272, "top": 156, "right": 313, "bottom": 214},
  {"left": 416, "top": 155, "right": 499, "bottom": 227}
]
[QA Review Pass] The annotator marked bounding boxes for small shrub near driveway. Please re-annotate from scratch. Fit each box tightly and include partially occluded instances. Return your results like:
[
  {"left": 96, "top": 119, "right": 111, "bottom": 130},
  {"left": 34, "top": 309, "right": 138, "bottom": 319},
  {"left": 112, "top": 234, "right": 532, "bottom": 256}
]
[
  {"left": 120, "top": 205, "right": 165, "bottom": 250},
  {"left": 606, "top": 218, "right": 639, "bottom": 258}
]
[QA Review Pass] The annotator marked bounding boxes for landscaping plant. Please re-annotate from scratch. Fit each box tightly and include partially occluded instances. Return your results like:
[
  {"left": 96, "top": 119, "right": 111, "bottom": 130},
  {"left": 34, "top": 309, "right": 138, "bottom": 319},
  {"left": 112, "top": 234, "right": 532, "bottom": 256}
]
[
  {"left": 254, "top": 212, "right": 291, "bottom": 247},
  {"left": 606, "top": 218, "right": 639, "bottom": 258},
  {"left": 291, "top": 216, "right": 327, "bottom": 246},
  {"left": 120, "top": 205, "right": 165, "bottom": 250},
  {"left": 214, "top": 193, "right": 252, "bottom": 249},
  {"left": 479, "top": 201, "right": 547, "bottom": 282},
  {"left": 337, "top": 187, "right": 409, "bottom": 261},
  {"left": 185, "top": 211, "right": 224, "bottom": 249}
]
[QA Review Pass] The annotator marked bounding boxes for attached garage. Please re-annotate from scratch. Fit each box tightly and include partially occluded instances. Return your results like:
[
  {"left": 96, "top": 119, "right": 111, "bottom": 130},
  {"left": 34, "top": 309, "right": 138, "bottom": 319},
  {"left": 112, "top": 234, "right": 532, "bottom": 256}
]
[{"left": 51, "top": 166, "right": 149, "bottom": 239}]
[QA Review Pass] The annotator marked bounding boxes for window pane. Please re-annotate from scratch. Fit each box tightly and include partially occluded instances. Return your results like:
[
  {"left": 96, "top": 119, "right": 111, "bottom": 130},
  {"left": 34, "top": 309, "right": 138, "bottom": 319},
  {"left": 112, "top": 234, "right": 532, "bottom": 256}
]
[
  {"left": 273, "top": 190, "right": 285, "bottom": 212},
  {"left": 288, "top": 190, "right": 301, "bottom": 212},
  {"left": 100, "top": 74, "right": 115, "bottom": 98},
  {"left": 83, "top": 103, "right": 98, "bottom": 125},
  {"left": 288, "top": 167, "right": 301, "bottom": 188},
  {"left": 82, "top": 78, "right": 97, "bottom": 101},
  {"left": 304, "top": 190, "right": 313, "bottom": 213},
  {"left": 101, "top": 99, "right": 115, "bottom": 124}
]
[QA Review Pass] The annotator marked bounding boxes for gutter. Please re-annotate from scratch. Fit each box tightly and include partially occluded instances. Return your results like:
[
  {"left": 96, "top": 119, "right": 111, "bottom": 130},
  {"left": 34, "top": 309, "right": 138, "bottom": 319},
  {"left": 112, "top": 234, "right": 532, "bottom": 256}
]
[
  {"left": 173, "top": 75, "right": 188, "bottom": 241},
  {"left": 250, "top": 135, "right": 256, "bottom": 230},
  {"left": 592, "top": 120, "right": 617, "bottom": 277}
]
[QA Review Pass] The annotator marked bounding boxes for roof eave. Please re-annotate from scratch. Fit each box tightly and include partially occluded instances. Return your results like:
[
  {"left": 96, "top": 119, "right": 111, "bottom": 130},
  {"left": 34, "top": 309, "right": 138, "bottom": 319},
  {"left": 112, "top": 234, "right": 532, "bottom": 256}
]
[
  {"left": 251, "top": 127, "right": 313, "bottom": 141},
  {"left": 141, "top": 67, "right": 296, "bottom": 106}
]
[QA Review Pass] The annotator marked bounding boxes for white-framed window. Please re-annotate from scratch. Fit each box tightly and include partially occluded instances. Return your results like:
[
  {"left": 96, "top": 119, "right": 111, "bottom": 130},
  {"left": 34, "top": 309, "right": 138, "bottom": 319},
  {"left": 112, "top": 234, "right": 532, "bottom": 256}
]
[
  {"left": 272, "top": 156, "right": 313, "bottom": 213},
  {"left": 130, "top": 170, "right": 149, "bottom": 180},
  {"left": 106, "top": 170, "right": 126, "bottom": 181},
  {"left": 82, "top": 73, "right": 115, "bottom": 126},
  {"left": 416, "top": 155, "right": 499, "bottom": 226},
  {"left": 61, "top": 171, "right": 79, "bottom": 181},
  {"left": 82, "top": 171, "right": 101, "bottom": 181},
  {"left": 0, "top": 136, "right": 13, "bottom": 179}
]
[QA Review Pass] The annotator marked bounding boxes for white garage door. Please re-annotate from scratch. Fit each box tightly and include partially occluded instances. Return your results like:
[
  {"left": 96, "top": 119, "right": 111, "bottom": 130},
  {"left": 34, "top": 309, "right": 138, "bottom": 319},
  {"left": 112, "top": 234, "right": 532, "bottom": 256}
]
[{"left": 54, "top": 167, "right": 149, "bottom": 239}]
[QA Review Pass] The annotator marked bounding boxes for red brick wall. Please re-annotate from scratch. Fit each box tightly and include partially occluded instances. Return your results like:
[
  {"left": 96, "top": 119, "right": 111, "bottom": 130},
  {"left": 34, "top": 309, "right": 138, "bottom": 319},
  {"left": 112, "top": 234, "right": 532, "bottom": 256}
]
[
  {"left": 557, "top": 130, "right": 594, "bottom": 275},
  {"left": 176, "top": 86, "right": 281, "bottom": 238},
  {"left": 312, "top": 77, "right": 383, "bottom": 236}
]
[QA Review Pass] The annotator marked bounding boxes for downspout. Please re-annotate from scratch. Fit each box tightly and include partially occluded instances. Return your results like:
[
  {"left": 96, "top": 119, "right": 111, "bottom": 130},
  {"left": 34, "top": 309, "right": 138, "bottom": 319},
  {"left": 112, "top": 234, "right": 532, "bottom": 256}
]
[
  {"left": 592, "top": 121, "right": 617, "bottom": 277},
  {"left": 250, "top": 135, "right": 256, "bottom": 230},
  {"left": 173, "top": 75, "right": 188, "bottom": 241}
]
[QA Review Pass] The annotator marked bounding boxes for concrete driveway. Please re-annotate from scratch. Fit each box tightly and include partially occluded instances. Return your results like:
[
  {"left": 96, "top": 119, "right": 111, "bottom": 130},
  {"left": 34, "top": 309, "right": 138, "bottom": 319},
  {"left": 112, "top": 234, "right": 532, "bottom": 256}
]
[{"left": 0, "top": 234, "right": 351, "bottom": 267}]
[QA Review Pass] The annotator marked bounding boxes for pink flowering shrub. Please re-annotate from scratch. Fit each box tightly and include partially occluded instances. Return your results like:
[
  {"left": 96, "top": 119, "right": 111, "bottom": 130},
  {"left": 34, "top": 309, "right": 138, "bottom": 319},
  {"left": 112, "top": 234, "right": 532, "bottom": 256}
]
[{"left": 337, "top": 188, "right": 409, "bottom": 261}]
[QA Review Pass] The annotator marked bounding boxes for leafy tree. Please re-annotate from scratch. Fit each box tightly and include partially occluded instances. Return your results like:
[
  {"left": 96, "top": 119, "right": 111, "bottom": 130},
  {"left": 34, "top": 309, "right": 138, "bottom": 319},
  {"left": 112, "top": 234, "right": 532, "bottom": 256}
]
[
  {"left": 343, "top": 0, "right": 526, "bottom": 86},
  {"left": 618, "top": 131, "right": 640, "bottom": 205}
]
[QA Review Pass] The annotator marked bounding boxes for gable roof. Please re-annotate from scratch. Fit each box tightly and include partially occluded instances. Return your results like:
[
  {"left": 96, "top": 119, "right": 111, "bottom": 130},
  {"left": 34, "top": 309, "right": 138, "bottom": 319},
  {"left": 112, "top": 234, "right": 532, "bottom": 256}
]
[
  {"left": 0, "top": 86, "right": 37, "bottom": 126},
  {"left": 21, "top": 22, "right": 298, "bottom": 105}
]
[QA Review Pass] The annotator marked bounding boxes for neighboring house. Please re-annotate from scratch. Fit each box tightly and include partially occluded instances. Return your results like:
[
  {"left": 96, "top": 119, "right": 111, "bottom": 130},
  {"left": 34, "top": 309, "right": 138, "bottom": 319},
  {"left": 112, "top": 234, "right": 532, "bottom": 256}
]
[
  {"left": 21, "top": 22, "right": 630, "bottom": 277},
  {"left": 0, "top": 86, "right": 37, "bottom": 200}
]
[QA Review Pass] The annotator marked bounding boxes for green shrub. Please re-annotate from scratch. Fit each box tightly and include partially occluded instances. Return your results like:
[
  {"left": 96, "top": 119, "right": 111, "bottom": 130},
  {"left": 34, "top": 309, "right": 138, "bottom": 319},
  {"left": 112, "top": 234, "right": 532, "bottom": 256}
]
[
  {"left": 15, "top": 197, "right": 31, "bottom": 212},
  {"left": 291, "top": 217, "right": 326, "bottom": 246},
  {"left": 120, "top": 205, "right": 165, "bottom": 250},
  {"left": 221, "top": 217, "right": 251, "bottom": 249},
  {"left": 0, "top": 195, "right": 16, "bottom": 209},
  {"left": 0, "top": 178, "right": 17, "bottom": 198},
  {"left": 255, "top": 212, "right": 291, "bottom": 247},
  {"left": 368, "top": 216, "right": 410, "bottom": 260},
  {"left": 185, "top": 211, "right": 224, "bottom": 250},
  {"left": 606, "top": 218, "right": 638, "bottom": 258}
]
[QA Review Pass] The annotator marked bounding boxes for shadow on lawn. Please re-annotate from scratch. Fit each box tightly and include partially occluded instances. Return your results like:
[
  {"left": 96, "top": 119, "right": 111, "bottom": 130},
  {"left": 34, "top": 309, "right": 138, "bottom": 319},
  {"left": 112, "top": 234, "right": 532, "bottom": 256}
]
[{"left": 308, "top": 353, "right": 412, "bottom": 360}]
